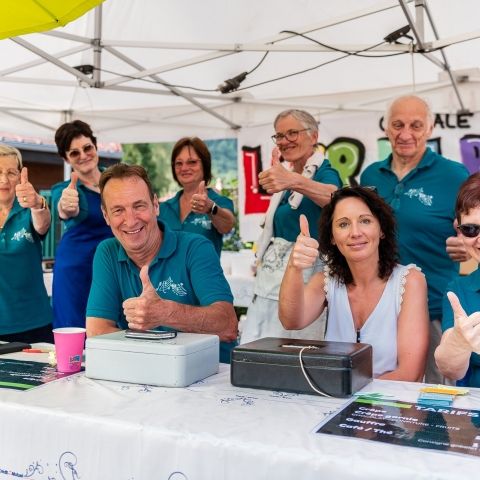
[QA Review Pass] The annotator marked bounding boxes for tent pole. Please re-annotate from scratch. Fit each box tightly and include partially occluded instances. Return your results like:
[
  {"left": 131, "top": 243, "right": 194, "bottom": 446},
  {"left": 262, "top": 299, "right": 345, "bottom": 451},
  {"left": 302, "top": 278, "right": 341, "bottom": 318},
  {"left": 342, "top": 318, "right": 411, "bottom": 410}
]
[
  {"left": 399, "top": 0, "right": 466, "bottom": 111},
  {"left": 103, "top": 47, "right": 241, "bottom": 130},
  {"left": 421, "top": 0, "right": 466, "bottom": 111},
  {"left": 93, "top": 5, "right": 103, "bottom": 87}
]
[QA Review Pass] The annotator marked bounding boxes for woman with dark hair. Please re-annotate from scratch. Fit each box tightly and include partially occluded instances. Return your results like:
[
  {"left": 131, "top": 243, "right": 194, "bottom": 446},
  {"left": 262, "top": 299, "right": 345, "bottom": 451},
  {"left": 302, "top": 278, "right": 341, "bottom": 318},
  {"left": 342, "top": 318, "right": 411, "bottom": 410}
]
[
  {"left": 159, "top": 137, "right": 235, "bottom": 256},
  {"left": 435, "top": 173, "right": 480, "bottom": 387},
  {"left": 279, "top": 186, "right": 429, "bottom": 380},
  {"left": 51, "top": 120, "right": 112, "bottom": 329}
]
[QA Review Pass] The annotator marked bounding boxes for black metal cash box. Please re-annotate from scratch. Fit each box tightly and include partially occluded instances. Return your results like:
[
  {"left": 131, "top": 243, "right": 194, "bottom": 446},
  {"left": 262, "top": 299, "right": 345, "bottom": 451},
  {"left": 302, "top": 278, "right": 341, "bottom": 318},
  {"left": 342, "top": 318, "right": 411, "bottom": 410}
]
[{"left": 231, "top": 337, "right": 372, "bottom": 398}]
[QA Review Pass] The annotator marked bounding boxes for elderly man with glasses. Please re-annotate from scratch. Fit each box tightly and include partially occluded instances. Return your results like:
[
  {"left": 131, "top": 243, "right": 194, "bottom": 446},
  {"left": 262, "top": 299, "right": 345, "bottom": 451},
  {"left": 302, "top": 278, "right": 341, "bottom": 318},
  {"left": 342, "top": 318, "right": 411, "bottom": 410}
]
[{"left": 360, "top": 95, "right": 469, "bottom": 384}]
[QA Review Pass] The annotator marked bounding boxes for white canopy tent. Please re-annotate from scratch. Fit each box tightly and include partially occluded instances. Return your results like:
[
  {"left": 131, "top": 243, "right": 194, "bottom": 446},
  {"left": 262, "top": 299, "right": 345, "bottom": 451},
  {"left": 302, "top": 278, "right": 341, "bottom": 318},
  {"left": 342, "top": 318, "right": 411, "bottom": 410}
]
[{"left": 0, "top": 0, "right": 479, "bottom": 144}]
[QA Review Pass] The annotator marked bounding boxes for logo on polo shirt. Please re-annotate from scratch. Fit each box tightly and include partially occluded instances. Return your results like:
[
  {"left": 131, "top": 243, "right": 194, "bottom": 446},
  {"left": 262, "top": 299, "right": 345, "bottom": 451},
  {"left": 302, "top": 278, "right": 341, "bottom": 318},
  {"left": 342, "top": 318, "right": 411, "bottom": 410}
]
[
  {"left": 155, "top": 277, "right": 187, "bottom": 296},
  {"left": 189, "top": 216, "right": 212, "bottom": 230},
  {"left": 404, "top": 187, "right": 433, "bottom": 207},
  {"left": 11, "top": 228, "right": 34, "bottom": 243}
]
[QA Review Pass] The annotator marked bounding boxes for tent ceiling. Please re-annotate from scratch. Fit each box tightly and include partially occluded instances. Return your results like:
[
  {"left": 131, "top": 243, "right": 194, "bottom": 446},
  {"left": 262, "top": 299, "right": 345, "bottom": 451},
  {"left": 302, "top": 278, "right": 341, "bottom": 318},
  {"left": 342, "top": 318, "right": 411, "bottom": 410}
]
[{"left": 0, "top": 0, "right": 479, "bottom": 143}]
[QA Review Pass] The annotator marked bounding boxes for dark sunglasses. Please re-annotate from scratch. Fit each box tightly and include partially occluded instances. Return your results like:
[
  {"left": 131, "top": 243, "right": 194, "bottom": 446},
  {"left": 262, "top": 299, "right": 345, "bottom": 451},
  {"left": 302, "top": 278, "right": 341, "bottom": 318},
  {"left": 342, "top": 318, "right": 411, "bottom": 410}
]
[
  {"left": 457, "top": 223, "right": 480, "bottom": 238},
  {"left": 331, "top": 185, "right": 377, "bottom": 199}
]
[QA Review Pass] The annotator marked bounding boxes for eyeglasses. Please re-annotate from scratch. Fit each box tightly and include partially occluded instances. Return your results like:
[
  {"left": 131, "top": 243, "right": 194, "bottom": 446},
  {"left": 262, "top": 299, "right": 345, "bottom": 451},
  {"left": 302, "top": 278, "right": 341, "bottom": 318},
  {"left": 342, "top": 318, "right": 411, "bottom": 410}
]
[
  {"left": 457, "top": 223, "right": 480, "bottom": 238},
  {"left": 174, "top": 159, "right": 200, "bottom": 170},
  {"left": 66, "top": 143, "right": 96, "bottom": 161},
  {"left": 271, "top": 128, "right": 310, "bottom": 144},
  {"left": 0, "top": 169, "right": 20, "bottom": 180},
  {"left": 331, "top": 185, "right": 377, "bottom": 199}
]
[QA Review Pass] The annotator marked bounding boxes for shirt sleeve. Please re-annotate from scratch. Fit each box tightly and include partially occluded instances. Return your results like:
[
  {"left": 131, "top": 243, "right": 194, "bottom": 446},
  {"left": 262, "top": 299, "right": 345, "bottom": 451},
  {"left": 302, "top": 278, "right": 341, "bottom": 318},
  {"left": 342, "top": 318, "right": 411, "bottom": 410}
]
[
  {"left": 315, "top": 159, "right": 343, "bottom": 187},
  {"left": 185, "top": 236, "right": 233, "bottom": 306},
  {"left": 209, "top": 190, "right": 234, "bottom": 213},
  {"left": 86, "top": 240, "right": 123, "bottom": 323}
]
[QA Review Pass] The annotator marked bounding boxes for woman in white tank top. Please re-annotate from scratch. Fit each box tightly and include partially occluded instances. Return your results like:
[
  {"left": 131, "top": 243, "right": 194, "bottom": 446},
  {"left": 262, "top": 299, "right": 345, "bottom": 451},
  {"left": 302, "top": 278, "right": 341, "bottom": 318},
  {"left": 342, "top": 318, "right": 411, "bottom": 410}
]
[{"left": 279, "top": 186, "right": 429, "bottom": 381}]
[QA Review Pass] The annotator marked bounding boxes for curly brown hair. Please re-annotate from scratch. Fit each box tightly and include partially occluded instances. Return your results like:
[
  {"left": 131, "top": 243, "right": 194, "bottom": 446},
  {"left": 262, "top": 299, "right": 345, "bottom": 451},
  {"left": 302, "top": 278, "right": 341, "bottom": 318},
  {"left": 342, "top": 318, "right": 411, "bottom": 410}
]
[{"left": 318, "top": 186, "right": 398, "bottom": 284}]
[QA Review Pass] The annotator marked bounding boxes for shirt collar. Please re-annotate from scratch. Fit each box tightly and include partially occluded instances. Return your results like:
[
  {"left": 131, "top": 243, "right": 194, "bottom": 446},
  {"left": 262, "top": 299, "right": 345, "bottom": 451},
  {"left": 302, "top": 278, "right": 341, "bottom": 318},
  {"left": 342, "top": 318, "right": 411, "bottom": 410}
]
[
  {"left": 117, "top": 220, "right": 177, "bottom": 265},
  {"left": 380, "top": 147, "right": 435, "bottom": 173}
]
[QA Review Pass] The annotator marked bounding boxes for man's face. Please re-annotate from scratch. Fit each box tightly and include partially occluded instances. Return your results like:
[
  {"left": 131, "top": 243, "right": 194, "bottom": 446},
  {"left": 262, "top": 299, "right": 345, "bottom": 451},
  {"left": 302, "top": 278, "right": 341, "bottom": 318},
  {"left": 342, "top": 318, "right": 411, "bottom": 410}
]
[
  {"left": 385, "top": 97, "right": 433, "bottom": 161},
  {"left": 102, "top": 176, "right": 159, "bottom": 257}
]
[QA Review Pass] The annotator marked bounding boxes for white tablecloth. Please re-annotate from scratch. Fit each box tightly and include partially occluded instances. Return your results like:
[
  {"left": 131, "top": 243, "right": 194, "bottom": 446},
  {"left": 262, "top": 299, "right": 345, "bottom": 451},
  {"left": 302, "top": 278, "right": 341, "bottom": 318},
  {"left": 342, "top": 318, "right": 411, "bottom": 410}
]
[{"left": 0, "top": 350, "right": 479, "bottom": 480}]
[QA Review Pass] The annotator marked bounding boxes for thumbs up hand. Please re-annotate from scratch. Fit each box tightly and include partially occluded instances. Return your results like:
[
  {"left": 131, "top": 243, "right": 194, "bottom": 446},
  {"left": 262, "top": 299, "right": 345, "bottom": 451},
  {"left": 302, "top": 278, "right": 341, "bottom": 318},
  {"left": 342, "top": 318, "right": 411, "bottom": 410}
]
[
  {"left": 191, "top": 180, "right": 212, "bottom": 214},
  {"left": 15, "top": 167, "right": 42, "bottom": 209},
  {"left": 123, "top": 265, "right": 169, "bottom": 330},
  {"left": 258, "top": 147, "right": 292, "bottom": 194},
  {"left": 59, "top": 172, "right": 80, "bottom": 217},
  {"left": 447, "top": 291, "right": 480, "bottom": 354},
  {"left": 289, "top": 214, "right": 319, "bottom": 269}
]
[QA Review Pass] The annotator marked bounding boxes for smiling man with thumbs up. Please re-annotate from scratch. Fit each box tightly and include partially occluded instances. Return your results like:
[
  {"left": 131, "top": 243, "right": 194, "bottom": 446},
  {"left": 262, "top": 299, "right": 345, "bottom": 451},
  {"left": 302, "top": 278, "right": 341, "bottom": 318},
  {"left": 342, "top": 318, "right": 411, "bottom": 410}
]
[{"left": 86, "top": 163, "right": 238, "bottom": 363}]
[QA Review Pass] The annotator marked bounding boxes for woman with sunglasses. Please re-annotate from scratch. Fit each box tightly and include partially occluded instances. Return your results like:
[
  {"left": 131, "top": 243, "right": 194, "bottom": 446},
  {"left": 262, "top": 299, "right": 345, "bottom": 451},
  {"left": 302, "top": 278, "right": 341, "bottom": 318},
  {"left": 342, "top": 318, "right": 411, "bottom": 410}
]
[
  {"left": 160, "top": 137, "right": 235, "bottom": 256},
  {"left": 0, "top": 144, "right": 54, "bottom": 343},
  {"left": 240, "top": 109, "right": 342, "bottom": 344},
  {"left": 279, "top": 186, "right": 429, "bottom": 380},
  {"left": 435, "top": 173, "right": 480, "bottom": 387},
  {"left": 50, "top": 120, "right": 113, "bottom": 329}
]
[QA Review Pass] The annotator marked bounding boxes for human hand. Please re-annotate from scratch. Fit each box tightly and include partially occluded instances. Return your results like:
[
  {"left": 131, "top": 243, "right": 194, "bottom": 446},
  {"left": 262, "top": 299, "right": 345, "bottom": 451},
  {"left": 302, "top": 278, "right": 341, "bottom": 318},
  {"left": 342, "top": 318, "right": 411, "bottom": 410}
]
[
  {"left": 447, "top": 291, "right": 480, "bottom": 354},
  {"left": 60, "top": 172, "right": 80, "bottom": 216},
  {"left": 15, "top": 168, "right": 42, "bottom": 209},
  {"left": 446, "top": 220, "right": 470, "bottom": 262},
  {"left": 289, "top": 215, "right": 319, "bottom": 269},
  {"left": 191, "top": 180, "right": 213, "bottom": 214},
  {"left": 258, "top": 151, "right": 293, "bottom": 194},
  {"left": 122, "top": 265, "right": 166, "bottom": 330}
]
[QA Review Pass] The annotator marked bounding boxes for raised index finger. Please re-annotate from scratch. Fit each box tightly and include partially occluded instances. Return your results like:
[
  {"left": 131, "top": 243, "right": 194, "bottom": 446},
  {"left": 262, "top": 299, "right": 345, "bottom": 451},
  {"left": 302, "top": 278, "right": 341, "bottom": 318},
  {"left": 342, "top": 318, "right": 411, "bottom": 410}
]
[{"left": 447, "top": 291, "right": 467, "bottom": 319}]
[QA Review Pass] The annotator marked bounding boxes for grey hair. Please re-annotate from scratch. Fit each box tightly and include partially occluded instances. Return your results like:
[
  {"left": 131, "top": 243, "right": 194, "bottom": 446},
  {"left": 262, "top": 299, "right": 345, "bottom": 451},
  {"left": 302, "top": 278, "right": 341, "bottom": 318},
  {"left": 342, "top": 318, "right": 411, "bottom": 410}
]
[
  {"left": 384, "top": 95, "right": 434, "bottom": 127},
  {"left": 273, "top": 109, "right": 319, "bottom": 134},
  {"left": 0, "top": 143, "right": 22, "bottom": 170}
]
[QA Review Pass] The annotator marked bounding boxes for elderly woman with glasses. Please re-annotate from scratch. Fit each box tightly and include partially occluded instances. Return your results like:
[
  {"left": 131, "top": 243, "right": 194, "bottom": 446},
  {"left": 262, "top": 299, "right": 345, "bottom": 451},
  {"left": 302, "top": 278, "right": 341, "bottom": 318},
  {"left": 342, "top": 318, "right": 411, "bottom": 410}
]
[
  {"left": 435, "top": 173, "right": 480, "bottom": 387},
  {"left": 279, "top": 186, "right": 429, "bottom": 381},
  {"left": 50, "top": 120, "right": 113, "bottom": 329},
  {"left": 240, "top": 109, "right": 342, "bottom": 345},
  {"left": 159, "top": 137, "right": 235, "bottom": 257},
  {"left": 0, "top": 144, "right": 54, "bottom": 343}
]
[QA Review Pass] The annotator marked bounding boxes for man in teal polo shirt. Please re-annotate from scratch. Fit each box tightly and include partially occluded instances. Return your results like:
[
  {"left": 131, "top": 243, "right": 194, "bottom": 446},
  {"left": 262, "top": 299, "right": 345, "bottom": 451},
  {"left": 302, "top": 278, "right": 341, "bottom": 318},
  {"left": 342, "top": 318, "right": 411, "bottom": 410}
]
[
  {"left": 86, "top": 164, "right": 238, "bottom": 363},
  {"left": 360, "top": 95, "right": 469, "bottom": 383}
]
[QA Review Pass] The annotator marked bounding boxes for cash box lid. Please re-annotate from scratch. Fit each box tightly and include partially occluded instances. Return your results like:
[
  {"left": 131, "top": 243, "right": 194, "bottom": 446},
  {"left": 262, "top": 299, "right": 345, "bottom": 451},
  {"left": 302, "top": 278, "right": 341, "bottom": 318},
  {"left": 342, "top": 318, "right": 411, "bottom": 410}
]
[
  {"left": 232, "top": 337, "right": 371, "bottom": 369},
  {"left": 86, "top": 331, "right": 218, "bottom": 356}
]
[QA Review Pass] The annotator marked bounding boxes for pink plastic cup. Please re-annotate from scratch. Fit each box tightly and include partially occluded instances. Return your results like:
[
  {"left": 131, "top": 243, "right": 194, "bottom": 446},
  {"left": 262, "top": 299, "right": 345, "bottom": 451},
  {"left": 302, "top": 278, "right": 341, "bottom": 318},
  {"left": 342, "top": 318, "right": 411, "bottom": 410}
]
[{"left": 52, "top": 327, "right": 86, "bottom": 373}]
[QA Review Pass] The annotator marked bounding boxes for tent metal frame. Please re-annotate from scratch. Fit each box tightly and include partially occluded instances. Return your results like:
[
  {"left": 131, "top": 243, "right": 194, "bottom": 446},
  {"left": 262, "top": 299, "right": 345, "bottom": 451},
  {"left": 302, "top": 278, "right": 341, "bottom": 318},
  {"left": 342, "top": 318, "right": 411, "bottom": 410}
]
[{"left": 1, "top": 0, "right": 480, "bottom": 134}]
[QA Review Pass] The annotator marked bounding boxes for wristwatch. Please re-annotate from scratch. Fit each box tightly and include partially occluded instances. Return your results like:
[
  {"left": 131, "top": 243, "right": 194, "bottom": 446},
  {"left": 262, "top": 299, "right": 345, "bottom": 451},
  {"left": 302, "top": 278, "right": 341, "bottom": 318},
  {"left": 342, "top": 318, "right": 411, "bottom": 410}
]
[{"left": 209, "top": 202, "right": 218, "bottom": 215}]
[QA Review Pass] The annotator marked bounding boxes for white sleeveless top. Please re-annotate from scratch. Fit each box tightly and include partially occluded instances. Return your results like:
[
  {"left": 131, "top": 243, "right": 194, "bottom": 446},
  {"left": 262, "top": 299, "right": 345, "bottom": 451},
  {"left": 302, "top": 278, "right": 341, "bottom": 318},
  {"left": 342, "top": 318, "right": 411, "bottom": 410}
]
[{"left": 324, "top": 264, "right": 419, "bottom": 377}]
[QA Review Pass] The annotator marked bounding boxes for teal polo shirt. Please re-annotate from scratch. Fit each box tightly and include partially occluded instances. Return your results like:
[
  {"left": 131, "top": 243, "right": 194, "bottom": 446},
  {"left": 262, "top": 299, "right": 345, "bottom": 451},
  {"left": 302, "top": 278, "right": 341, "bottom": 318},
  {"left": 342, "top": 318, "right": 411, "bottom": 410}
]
[
  {"left": 86, "top": 221, "right": 236, "bottom": 362},
  {"left": 0, "top": 200, "right": 52, "bottom": 334},
  {"left": 273, "top": 159, "right": 342, "bottom": 241},
  {"left": 442, "top": 268, "right": 480, "bottom": 388},
  {"left": 159, "top": 189, "right": 234, "bottom": 256},
  {"left": 360, "top": 148, "right": 469, "bottom": 319}
]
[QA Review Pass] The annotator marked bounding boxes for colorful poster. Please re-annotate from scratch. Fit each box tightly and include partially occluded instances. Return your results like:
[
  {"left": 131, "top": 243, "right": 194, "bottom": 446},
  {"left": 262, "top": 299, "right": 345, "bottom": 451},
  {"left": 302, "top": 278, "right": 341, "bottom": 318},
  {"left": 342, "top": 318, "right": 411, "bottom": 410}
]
[
  {"left": 316, "top": 398, "right": 480, "bottom": 458},
  {"left": 0, "top": 358, "right": 81, "bottom": 390}
]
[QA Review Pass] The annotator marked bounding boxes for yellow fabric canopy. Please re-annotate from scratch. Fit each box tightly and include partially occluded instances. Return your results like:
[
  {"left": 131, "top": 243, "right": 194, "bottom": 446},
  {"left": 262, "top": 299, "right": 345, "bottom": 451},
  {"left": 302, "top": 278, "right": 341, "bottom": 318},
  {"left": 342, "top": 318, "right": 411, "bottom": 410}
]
[{"left": 0, "top": 0, "right": 104, "bottom": 40}]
